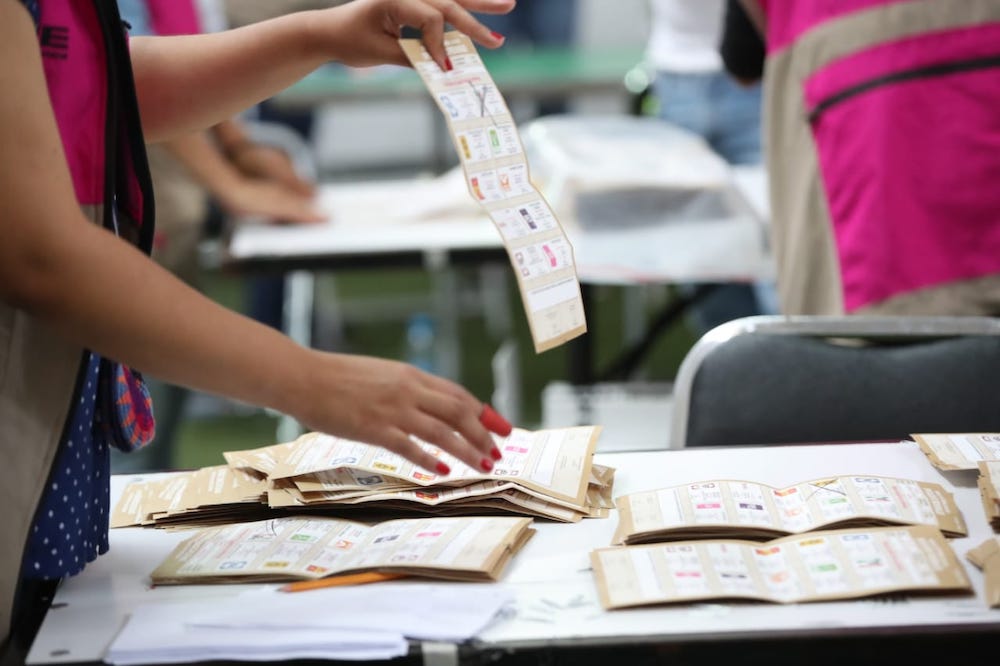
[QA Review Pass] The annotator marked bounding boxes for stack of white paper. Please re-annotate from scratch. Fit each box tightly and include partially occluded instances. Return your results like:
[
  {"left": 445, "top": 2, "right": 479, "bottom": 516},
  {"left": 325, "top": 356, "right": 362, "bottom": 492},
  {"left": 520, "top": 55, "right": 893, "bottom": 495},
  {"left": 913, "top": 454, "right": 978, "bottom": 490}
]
[
  {"left": 105, "top": 603, "right": 407, "bottom": 664},
  {"left": 106, "top": 583, "right": 514, "bottom": 664}
]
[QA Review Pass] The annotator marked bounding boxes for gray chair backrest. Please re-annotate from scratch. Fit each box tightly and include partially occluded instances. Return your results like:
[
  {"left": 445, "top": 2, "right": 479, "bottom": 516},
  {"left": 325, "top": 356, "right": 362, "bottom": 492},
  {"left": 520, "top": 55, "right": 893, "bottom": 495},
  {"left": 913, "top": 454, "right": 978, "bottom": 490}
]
[{"left": 670, "top": 315, "right": 1000, "bottom": 448}]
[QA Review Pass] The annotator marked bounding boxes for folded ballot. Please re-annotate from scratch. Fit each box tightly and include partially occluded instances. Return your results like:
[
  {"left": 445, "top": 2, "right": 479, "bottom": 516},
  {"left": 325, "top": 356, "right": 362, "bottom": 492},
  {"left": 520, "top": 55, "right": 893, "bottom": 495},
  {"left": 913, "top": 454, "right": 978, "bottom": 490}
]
[
  {"left": 976, "top": 460, "right": 1000, "bottom": 530},
  {"left": 611, "top": 475, "right": 966, "bottom": 545},
  {"left": 591, "top": 525, "right": 972, "bottom": 610},
  {"left": 150, "top": 514, "right": 534, "bottom": 585}
]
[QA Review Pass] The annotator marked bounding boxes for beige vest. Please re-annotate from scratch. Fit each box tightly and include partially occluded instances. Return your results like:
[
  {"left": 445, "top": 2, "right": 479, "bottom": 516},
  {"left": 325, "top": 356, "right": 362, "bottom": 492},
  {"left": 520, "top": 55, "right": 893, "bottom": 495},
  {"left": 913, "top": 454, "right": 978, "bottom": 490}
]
[{"left": 0, "top": 305, "right": 83, "bottom": 645}]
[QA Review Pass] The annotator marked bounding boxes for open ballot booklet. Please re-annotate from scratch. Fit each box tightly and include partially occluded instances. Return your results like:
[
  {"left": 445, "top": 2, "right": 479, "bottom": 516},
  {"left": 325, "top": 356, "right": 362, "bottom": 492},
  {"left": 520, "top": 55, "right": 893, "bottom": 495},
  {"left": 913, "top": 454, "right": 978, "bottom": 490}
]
[
  {"left": 150, "top": 515, "right": 534, "bottom": 585},
  {"left": 611, "top": 476, "right": 967, "bottom": 545},
  {"left": 112, "top": 426, "right": 611, "bottom": 529},
  {"left": 911, "top": 432, "right": 1000, "bottom": 471},
  {"left": 591, "top": 525, "right": 972, "bottom": 609},
  {"left": 399, "top": 32, "right": 587, "bottom": 353}
]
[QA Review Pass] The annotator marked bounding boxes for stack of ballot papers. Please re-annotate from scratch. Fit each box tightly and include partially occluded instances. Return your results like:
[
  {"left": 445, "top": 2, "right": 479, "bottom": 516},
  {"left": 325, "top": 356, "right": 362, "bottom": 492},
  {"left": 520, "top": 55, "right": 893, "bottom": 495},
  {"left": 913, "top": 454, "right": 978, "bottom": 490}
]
[
  {"left": 611, "top": 475, "right": 968, "bottom": 545},
  {"left": 150, "top": 514, "right": 535, "bottom": 585},
  {"left": 910, "top": 432, "right": 1000, "bottom": 528},
  {"left": 112, "top": 425, "right": 613, "bottom": 529},
  {"left": 111, "top": 464, "right": 271, "bottom": 529},
  {"left": 976, "top": 460, "right": 1000, "bottom": 530},
  {"left": 106, "top": 583, "right": 513, "bottom": 665},
  {"left": 911, "top": 432, "right": 1000, "bottom": 471}
]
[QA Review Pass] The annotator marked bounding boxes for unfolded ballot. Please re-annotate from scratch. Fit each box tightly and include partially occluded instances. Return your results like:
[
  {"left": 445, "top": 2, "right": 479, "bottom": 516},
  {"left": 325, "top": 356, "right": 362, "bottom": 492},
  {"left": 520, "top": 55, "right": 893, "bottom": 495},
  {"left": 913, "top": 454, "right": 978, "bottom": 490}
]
[
  {"left": 111, "top": 426, "right": 611, "bottom": 529},
  {"left": 611, "top": 475, "right": 967, "bottom": 545},
  {"left": 591, "top": 525, "right": 972, "bottom": 609},
  {"left": 911, "top": 432, "right": 1000, "bottom": 471},
  {"left": 150, "top": 514, "right": 534, "bottom": 585},
  {"left": 399, "top": 32, "right": 587, "bottom": 353}
]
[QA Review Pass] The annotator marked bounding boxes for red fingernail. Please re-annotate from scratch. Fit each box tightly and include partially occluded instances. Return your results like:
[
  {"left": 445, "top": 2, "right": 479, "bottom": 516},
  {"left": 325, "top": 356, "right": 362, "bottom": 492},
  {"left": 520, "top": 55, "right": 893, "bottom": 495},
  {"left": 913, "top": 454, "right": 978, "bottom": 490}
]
[
  {"left": 480, "top": 404, "right": 513, "bottom": 437},
  {"left": 490, "top": 31, "right": 505, "bottom": 41},
  {"left": 436, "top": 462, "right": 451, "bottom": 475},
  {"left": 444, "top": 56, "right": 454, "bottom": 71},
  {"left": 480, "top": 458, "right": 494, "bottom": 472},
  {"left": 491, "top": 446, "right": 502, "bottom": 461}
]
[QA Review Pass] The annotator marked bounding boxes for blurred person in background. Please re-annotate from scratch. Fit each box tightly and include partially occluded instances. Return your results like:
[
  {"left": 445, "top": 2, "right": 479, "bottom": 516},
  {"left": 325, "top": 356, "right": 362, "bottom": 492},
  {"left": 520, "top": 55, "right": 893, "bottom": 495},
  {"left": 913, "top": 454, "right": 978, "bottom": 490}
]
[
  {"left": 223, "top": 0, "right": 342, "bottom": 333},
  {"left": 645, "top": 0, "right": 778, "bottom": 334},
  {"left": 723, "top": 0, "right": 1000, "bottom": 316}
]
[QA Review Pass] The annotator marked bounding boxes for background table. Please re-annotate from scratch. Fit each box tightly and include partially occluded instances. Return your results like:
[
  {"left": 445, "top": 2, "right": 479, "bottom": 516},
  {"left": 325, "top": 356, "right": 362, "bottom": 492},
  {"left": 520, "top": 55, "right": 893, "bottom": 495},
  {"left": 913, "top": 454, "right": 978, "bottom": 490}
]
[
  {"left": 274, "top": 46, "right": 647, "bottom": 173},
  {"left": 272, "top": 47, "right": 646, "bottom": 108}
]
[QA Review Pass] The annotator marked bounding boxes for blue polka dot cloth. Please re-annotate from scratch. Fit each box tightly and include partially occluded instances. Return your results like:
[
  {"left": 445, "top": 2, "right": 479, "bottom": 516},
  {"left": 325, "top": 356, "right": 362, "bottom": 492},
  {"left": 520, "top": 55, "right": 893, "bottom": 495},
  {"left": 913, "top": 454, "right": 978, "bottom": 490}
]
[
  {"left": 19, "top": 0, "right": 40, "bottom": 26},
  {"left": 23, "top": 353, "right": 110, "bottom": 579}
]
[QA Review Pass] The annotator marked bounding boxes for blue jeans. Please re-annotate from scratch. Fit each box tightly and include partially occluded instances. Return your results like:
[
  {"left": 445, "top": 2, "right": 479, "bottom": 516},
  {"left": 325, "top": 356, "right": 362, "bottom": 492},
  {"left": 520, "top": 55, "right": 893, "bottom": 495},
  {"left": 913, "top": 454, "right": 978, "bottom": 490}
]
[
  {"left": 653, "top": 70, "right": 763, "bottom": 166},
  {"left": 653, "top": 70, "right": 776, "bottom": 330}
]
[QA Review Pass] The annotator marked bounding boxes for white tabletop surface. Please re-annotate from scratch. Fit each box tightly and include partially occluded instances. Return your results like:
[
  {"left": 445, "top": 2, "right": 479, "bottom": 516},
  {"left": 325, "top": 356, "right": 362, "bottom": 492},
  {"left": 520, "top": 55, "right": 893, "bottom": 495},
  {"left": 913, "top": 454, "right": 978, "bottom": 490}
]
[
  {"left": 227, "top": 170, "right": 774, "bottom": 286},
  {"left": 28, "top": 441, "right": 998, "bottom": 664}
]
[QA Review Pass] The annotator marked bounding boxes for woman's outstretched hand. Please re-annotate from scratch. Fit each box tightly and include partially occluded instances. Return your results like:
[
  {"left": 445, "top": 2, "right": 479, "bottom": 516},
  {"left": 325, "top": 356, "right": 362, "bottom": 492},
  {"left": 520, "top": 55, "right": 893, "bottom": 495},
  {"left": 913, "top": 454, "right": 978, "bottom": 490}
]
[
  {"left": 292, "top": 352, "right": 512, "bottom": 475},
  {"left": 312, "top": 0, "right": 514, "bottom": 71}
]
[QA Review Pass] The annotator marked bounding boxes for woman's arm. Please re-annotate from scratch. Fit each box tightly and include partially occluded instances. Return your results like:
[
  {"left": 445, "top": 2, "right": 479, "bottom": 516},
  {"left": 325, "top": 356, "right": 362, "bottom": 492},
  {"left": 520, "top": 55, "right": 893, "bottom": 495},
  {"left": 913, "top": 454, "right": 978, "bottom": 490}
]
[
  {"left": 0, "top": 1, "right": 504, "bottom": 474},
  {"left": 132, "top": 0, "right": 513, "bottom": 142},
  {"left": 162, "top": 129, "right": 323, "bottom": 224}
]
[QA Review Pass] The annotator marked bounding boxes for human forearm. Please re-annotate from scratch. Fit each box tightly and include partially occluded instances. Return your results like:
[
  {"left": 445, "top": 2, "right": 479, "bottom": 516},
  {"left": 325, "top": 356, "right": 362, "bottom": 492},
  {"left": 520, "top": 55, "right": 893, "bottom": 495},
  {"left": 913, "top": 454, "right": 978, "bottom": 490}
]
[
  {"left": 162, "top": 130, "right": 246, "bottom": 196},
  {"left": 162, "top": 126, "right": 323, "bottom": 222},
  {"left": 12, "top": 222, "right": 504, "bottom": 472},
  {"left": 0, "top": 10, "right": 308, "bottom": 414},
  {"left": 10, "top": 218, "right": 313, "bottom": 417},
  {"left": 132, "top": 0, "right": 511, "bottom": 142},
  {"left": 130, "top": 12, "right": 320, "bottom": 142}
]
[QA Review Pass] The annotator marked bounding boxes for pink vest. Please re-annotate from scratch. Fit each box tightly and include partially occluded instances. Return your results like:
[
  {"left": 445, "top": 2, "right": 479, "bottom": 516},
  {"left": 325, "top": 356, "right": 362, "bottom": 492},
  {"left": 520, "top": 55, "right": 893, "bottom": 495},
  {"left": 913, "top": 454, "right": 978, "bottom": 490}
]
[
  {"left": 39, "top": 0, "right": 154, "bottom": 247},
  {"left": 758, "top": 0, "right": 1000, "bottom": 313}
]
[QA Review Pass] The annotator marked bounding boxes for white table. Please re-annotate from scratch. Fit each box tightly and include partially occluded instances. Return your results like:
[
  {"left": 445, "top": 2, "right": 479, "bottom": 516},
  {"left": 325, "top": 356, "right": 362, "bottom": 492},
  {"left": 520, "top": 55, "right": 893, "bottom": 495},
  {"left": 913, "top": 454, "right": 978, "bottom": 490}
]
[
  {"left": 226, "top": 167, "right": 772, "bottom": 288},
  {"left": 27, "top": 440, "right": 1000, "bottom": 665}
]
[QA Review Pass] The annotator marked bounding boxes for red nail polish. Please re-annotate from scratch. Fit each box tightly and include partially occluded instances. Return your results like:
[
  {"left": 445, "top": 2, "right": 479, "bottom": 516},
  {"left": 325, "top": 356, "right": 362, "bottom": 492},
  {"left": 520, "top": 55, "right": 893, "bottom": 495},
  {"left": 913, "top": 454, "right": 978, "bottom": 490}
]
[
  {"left": 480, "top": 458, "right": 494, "bottom": 472},
  {"left": 480, "top": 404, "right": 513, "bottom": 437},
  {"left": 436, "top": 461, "right": 451, "bottom": 475},
  {"left": 491, "top": 446, "right": 502, "bottom": 461},
  {"left": 444, "top": 56, "right": 454, "bottom": 71},
  {"left": 490, "top": 31, "right": 505, "bottom": 41}
]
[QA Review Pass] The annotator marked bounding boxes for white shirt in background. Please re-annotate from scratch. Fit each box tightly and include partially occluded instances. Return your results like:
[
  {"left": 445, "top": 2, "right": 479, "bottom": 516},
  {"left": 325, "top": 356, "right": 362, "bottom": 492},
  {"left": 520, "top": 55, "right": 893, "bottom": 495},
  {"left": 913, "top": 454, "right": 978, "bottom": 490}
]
[{"left": 645, "top": 0, "right": 726, "bottom": 73}]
